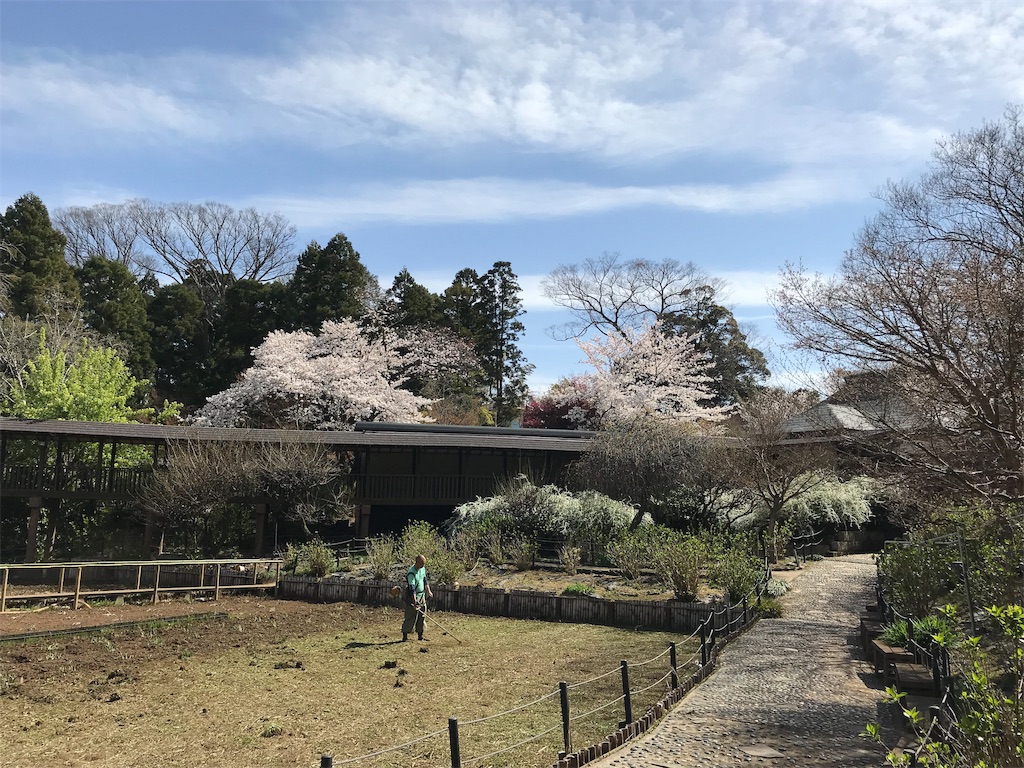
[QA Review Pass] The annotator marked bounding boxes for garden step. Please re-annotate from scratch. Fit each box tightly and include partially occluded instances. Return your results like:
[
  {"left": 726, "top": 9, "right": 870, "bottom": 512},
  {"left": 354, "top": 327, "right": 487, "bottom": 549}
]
[
  {"left": 893, "top": 662, "right": 935, "bottom": 694},
  {"left": 871, "top": 638, "right": 914, "bottom": 684}
]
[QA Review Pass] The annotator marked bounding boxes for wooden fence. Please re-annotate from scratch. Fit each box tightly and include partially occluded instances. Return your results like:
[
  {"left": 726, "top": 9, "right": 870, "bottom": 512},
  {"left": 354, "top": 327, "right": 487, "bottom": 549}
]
[
  {"left": 279, "top": 576, "right": 741, "bottom": 634},
  {"left": 0, "top": 558, "right": 283, "bottom": 612}
]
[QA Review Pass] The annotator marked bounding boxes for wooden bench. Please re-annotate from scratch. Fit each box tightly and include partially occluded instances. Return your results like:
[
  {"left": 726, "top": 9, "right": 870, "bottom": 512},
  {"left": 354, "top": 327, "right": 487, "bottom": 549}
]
[
  {"left": 894, "top": 662, "right": 936, "bottom": 694},
  {"left": 871, "top": 638, "right": 915, "bottom": 684},
  {"left": 861, "top": 617, "right": 884, "bottom": 655}
]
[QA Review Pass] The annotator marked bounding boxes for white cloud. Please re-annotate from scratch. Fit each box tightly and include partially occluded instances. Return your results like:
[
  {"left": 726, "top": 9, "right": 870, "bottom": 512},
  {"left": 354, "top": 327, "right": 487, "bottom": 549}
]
[
  {"left": 241, "top": 172, "right": 861, "bottom": 226},
  {"left": 714, "top": 270, "right": 782, "bottom": 307}
]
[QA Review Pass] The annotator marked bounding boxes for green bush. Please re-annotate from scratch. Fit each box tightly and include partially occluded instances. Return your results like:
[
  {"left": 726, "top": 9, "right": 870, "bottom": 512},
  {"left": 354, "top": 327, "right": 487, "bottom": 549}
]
[
  {"left": 877, "top": 541, "right": 957, "bottom": 618},
  {"left": 448, "top": 528, "right": 481, "bottom": 571},
  {"left": 400, "top": 521, "right": 445, "bottom": 562},
  {"left": 756, "top": 598, "right": 783, "bottom": 618},
  {"left": 559, "top": 544, "right": 582, "bottom": 576},
  {"left": 562, "top": 582, "right": 594, "bottom": 596},
  {"left": 880, "top": 619, "right": 911, "bottom": 647},
  {"left": 607, "top": 527, "right": 659, "bottom": 581},
  {"left": 709, "top": 550, "right": 762, "bottom": 603},
  {"left": 910, "top": 614, "right": 953, "bottom": 646},
  {"left": 764, "top": 578, "right": 789, "bottom": 598},
  {"left": 505, "top": 536, "right": 537, "bottom": 571},
  {"left": 366, "top": 535, "right": 399, "bottom": 581},
  {"left": 300, "top": 539, "right": 336, "bottom": 578},
  {"left": 426, "top": 548, "right": 464, "bottom": 585},
  {"left": 649, "top": 529, "right": 707, "bottom": 602}
]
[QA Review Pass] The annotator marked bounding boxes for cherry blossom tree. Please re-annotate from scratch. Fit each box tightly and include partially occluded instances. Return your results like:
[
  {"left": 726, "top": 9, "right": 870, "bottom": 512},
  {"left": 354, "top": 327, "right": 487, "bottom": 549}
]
[
  {"left": 576, "top": 324, "right": 728, "bottom": 426},
  {"left": 194, "top": 319, "right": 432, "bottom": 429},
  {"left": 522, "top": 376, "right": 601, "bottom": 430}
]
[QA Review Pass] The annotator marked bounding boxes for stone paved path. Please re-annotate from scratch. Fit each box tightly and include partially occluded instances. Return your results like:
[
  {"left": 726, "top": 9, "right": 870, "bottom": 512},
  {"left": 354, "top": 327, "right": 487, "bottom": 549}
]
[{"left": 590, "top": 554, "right": 895, "bottom": 767}]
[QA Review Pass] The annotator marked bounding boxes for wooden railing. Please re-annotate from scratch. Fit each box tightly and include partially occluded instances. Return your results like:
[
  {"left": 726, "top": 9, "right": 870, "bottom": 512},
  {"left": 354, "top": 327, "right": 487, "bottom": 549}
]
[
  {"left": 1, "top": 464, "right": 153, "bottom": 496},
  {"left": 357, "top": 474, "right": 500, "bottom": 503},
  {"left": 0, "top": 558, "right": 283, "bottom": 612}
]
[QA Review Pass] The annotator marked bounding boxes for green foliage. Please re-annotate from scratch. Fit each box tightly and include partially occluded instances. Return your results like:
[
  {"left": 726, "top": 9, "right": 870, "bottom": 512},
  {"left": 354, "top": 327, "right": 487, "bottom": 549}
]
[
  {"left": 876, "top": 541, "right": 958, "bottom": 618},
  {"left": 426, "top": 548, "right": 464, "bottom": 585},
  {"left": 504, "top": 536, "right": 538, "bottom": 571},
  {"left": 880, "top": 619, "right": 911, "bottom": 647},
  {"left": 400, "top": 521, "right": 445, "bottom": 562},
  {"left": 366, "top": 535, "right": 399, "bottom": 581},
  {"left": 909, "top": 614, "right": 954, "bottom": 646},
  {"left": 649, "top": 529, "right": 708, "bottom": 601},
  {"left": 708, "top": 549, "right": 762, "bottom": 603},
  {"left": 756, "top": 598, "right": 783, "bottom": 618},
  {"left": 606, "top": 526, "right": 661, "bottom": 581},
  {"left": 287, "top": 233, "right": 376, "bottom": 330},
  {"left": 562, "top": 582, "right": 594, "bottom": 596},
  {"left": 764, "top": 577, "right": 789, "bottom": 598},
  {"left": 0, "top": 193, "right": 78, "bottom": 319},
  {"left": 289, "top": 539, "right": 336, "bottom": 578},
  {"left": 867, "top": 604, "right": 1024, "bottom": 767}
]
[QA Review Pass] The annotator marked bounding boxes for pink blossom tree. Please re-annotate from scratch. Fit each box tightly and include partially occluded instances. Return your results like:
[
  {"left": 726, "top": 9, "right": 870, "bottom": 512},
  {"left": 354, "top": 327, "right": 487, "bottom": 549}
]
[{"left": 194, "top": 319, "right": 432, "bottom": 429}]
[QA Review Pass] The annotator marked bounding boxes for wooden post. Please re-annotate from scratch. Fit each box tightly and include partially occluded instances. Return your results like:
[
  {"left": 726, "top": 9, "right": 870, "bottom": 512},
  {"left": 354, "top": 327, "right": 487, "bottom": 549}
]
[
  {"left": 559, "top": 680, "right": 572, "bottom": 756},
  {"left": 152, "top": 564, "right": 161, "bottom": 604},
  {"left": 620, "top": 660, "right": 632, "bottom": 725},
  {"left": 448, "top": 718, "right": 461, "bottom": 768},
  {"left": 1, "top": 566, "right": 8, "bottom": 613},
  {"left": 58, "top": 566, "right": 66, "bottom": 594},
  {"left": 320, "top": 756, "right": 333, "bottom": 768},
  {"left": 215, "top": 564, "right": 222, "bottom": 601},
  {"left": 73, "top": 566, "right": 83, "bottom": 609},
  {"left": 700, "top": 618, "right": 708, "bottom": 667},
  {"left": 669, "top": 642, "right": 678, "bottom": 689},
  {"left": 136, "top": 565, "right": 143, "bottom": 591},
  {"left": 25, "top": 496, "right": 42, "bottom": 563},
  {"left": 254, "top": 504, "right": 267, "bottom": 556},
  {"left": 274, "top": 561, "right": 282, "bottom": 596},
  {"left": 743, "top": 596, "right": 748, "bottom": 626}
]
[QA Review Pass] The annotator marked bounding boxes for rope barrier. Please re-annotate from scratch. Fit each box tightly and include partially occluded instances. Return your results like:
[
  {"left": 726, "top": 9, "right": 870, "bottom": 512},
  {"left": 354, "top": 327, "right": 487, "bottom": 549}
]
[
  {"left": 566, "top": 665, "right": 622, "bottom": 690},
  {"left": 630, "top": 667, "right": 674, "bottom": 696},
  {"left": 569, "top": 694, "right": 626, "bottom": 723},
  {"left": 627, "top": 645, "right": 672, "bottom": 668},
  {"left": 463, "top": 722, "right": 564, "bottom": 764},
  {"left": 459, "top": 688, "right": 560, "bottom": 726},
  {"left": 328, "top": 726, "right": 448, "bottom": 766}
]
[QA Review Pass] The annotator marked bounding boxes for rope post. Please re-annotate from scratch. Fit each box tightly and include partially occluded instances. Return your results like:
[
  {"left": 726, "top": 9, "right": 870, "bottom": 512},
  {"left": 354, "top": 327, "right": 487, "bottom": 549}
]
[
  {"left": 742, "top": 596, "right": 748, "bottom": 626},
  {"left": 669, "top": 642, "right": 678, "bottom": 689},
  {"left": 320, "top": 756, "right": 333, "bottom": 768},
  {"left": 448, "top": 717, "right": 461, "bottom": 768},
  {"left": 559, "top": 680, "right": 572, "bottom": 756},
  {"left": 74, "top": 566, "right": 83, "bottom": 609},
  {"left": 620, "top": 660, "right": 633, "bottom": 725},
  {"left": 699, "top": 619, "right": 708, "bottom": 667}
]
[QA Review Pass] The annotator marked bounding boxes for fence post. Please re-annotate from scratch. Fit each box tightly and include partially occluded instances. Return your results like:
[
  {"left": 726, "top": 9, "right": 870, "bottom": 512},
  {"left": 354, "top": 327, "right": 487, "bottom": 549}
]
[
  {"left": 152, "top": 563, "right": 161, "bottom": 605},
  {"left": 620, "top": 660, "right": 633, "bottom": 725},
  {"left": 1, "top": 566, "right": 8, "bottom": 612},
  {"left": 742, "top": 596, "right": 748, "bottom": 626},
  {"left": 559, "top": 680, "right": 571, "bottom": 756},
  {"left": 74, "top": 566, "right": 83, "bottom": 609},
  {"left": 215, "top": 564, "right": 222, "bottom": 601},
  {"left": 320, "top": 756, "right": 333, "bottom": 768},
  {"left": 699, "top": 618, "right": 708, "bottom": 667},
  {"left": 669, "top": 642, "right": 678, "bottom": 689},
  {"left": 448, "top": 718, "right": 462, "bottom": 768}
]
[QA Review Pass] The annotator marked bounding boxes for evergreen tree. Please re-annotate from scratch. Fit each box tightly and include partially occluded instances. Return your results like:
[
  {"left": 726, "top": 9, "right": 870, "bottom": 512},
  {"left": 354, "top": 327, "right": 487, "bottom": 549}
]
[
  {"left": 148, "top": 283, "right": 211, "bottom": 406},
  {"left": 381, "top": 268, "right": 441, "bottom": 327},
  {"left": 75, "top": 256, "right": 154, "bottom": 379},
  {"left": 476, "top": 262, "right": 533, "bottom": 425},
  {"left": 663, "top": 298, "right": 769, "bottom": 405},
  {"left": 287, "top": 233, "right": 377, "bottom": 331},
  {"left": 0, "top": 193, "right": 79, "bottom": 318},
  {"left": 211, "top": 279, "right": 287, "bottom": 394}
]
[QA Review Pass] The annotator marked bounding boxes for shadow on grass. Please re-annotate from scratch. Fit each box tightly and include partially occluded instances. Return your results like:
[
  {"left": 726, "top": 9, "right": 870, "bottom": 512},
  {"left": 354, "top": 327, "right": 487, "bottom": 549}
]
[{"left": 344, "top": 639, "right": 405, "bottom": 649}]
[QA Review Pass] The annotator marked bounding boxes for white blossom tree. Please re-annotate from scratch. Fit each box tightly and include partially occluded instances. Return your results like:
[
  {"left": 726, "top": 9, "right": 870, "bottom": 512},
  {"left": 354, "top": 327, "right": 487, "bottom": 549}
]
[
  {"left": 194, "top": 320, "right": 432, "bottom": 429},
  {"left": 576, "top": 324, "right": 729, "bottom": 426}
]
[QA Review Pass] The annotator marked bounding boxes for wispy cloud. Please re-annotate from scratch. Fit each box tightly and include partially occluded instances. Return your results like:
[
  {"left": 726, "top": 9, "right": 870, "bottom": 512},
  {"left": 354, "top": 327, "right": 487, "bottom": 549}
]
[
  {"left": 4, "top": 1, "right": 1021, "bottom": 167},
  {"left": 241, "top": 173, "right": 858, "bottom": 226}
]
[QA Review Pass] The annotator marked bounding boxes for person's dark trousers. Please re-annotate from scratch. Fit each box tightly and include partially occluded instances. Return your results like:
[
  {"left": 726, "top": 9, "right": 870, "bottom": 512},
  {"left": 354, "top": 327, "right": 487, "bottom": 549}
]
[{"left": 402, "top": 601, "right": 425, "bottom": 640}]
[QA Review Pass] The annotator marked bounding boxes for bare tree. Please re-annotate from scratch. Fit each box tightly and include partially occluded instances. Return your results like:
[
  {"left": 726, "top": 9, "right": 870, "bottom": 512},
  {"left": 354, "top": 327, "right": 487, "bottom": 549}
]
[
  {"left": 55, "top": 200, "right": 297, "bottom": 299},
  {"left": 542, "top": 252, "right": 724, "bottom": 339},
  {"left": 774, "top": 107, "right": 1024, "bottom": 505},
  {"left": 724, "top": 389, "right": 836, "bottom": 558}
]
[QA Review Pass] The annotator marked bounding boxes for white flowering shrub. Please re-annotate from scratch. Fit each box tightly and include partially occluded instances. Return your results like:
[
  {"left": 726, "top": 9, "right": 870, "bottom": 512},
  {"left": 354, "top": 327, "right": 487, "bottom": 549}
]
[{"left": 782, "top": 476, "right": 874, "bottom": 530}]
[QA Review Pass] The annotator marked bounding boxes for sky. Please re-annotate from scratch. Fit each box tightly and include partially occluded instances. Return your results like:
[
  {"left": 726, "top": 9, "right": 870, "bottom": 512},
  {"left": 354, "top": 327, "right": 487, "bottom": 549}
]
[{"left": 2, "top": 0, "right": 1023, "bottom": 394}]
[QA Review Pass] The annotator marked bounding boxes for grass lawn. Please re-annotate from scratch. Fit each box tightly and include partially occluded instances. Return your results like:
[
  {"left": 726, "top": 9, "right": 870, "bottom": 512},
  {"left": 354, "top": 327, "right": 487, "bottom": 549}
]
[{"left": 1, "top": 597, "right": 701, "bottom": 768}]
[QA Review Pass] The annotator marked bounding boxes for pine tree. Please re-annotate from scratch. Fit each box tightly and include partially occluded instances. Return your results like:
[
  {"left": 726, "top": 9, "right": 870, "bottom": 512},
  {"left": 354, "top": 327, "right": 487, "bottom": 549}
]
[
  {"left": 0, "top": 193, "right": 79, "bottom": 318},
  {"left": 76, "top": 256, "right": 154, "bottom": 379},
  {"left": 475, "top": 262, "right": 533, "bottom": 426},
  {"left": 287, "top": 233, "right": 377, "bottom": 331}
]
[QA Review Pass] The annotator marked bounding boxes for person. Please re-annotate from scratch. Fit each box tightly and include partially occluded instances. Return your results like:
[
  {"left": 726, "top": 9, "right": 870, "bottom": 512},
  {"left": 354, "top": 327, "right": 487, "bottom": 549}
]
[{"left": 402, "top": 554, "right": 432, "bottom": 641}]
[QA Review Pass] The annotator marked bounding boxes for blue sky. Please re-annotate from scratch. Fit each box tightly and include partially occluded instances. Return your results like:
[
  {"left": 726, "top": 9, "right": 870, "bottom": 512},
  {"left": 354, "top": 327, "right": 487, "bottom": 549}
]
[{"left": 2, "top": 0, "right": 1023, "bottom": 393}]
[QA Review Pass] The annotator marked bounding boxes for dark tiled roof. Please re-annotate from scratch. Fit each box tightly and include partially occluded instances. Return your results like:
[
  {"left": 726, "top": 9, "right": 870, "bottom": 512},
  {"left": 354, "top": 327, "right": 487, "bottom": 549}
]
[{"left": 0, "top": 417, "right": 593, "bottom": 453}]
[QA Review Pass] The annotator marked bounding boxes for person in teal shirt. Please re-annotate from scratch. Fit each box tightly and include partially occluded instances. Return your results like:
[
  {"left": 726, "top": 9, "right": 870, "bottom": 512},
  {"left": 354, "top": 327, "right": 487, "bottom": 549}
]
[{"left": 402, "top": 554, "right": 432, "bottom": 641}]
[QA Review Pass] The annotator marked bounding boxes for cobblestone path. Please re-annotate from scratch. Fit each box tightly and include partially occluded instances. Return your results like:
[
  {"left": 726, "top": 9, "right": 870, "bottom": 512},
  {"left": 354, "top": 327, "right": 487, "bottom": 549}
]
[{"left": 590, "top": 554, "right": 895, "bottom": 767}]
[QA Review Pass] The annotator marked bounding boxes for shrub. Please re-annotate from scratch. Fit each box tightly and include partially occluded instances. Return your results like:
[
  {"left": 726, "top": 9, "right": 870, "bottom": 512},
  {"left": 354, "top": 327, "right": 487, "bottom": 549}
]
[
  {"left": 910, "top": 614, "right": 954, "bottom": 646},
  {"left": 764, "top": 578, "right": 789, "bottom": 598},
  {"left": 366, "top": 535, "right": 399, "bottom": 581},
  {"left": 880, "top": 619, "right": 911, "bottom": 647},
  {"left": 400, "top": 521, "right": 445, "bottom": 562},
  {"left": 563, "top": 582, "right": 594, "bottom": 596},
  {"left": 708, "top": 550, "right": 762, "bottom": 603},
  {"left": 426, "top": 548, "right": 464, "bottom": 585},
  {"left": 504, "top": 536, "right": 537, "bottom": 571},
  {"left": 607, "top": 527, "right": 659, "bottom": 581},
  {"left": 300, "top": 539, "right": 336, "bottom": 578},
  {"left": 282, "top": 542, "right": 301, "bottom": 573},
  {"left": 756, "top": 598, "right": 783, "bottom": 618},
  {"left": 649, "top": 530, "right": 707, "bottom": 602},
  {"left": 559, "top": 545, "right": 582, "bottom": 576},
  {"left": 448, "top": 528, "right": 481, "bottom": 571},
  {"left": 877, "top": 541, "right": 957, "bottom": 618}
]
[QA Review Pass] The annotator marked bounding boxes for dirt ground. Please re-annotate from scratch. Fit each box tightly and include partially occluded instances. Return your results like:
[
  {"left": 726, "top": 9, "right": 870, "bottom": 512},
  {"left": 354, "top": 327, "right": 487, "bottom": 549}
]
[{"left": 1, "top": 595, "right": 697, "bottom": 768}]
